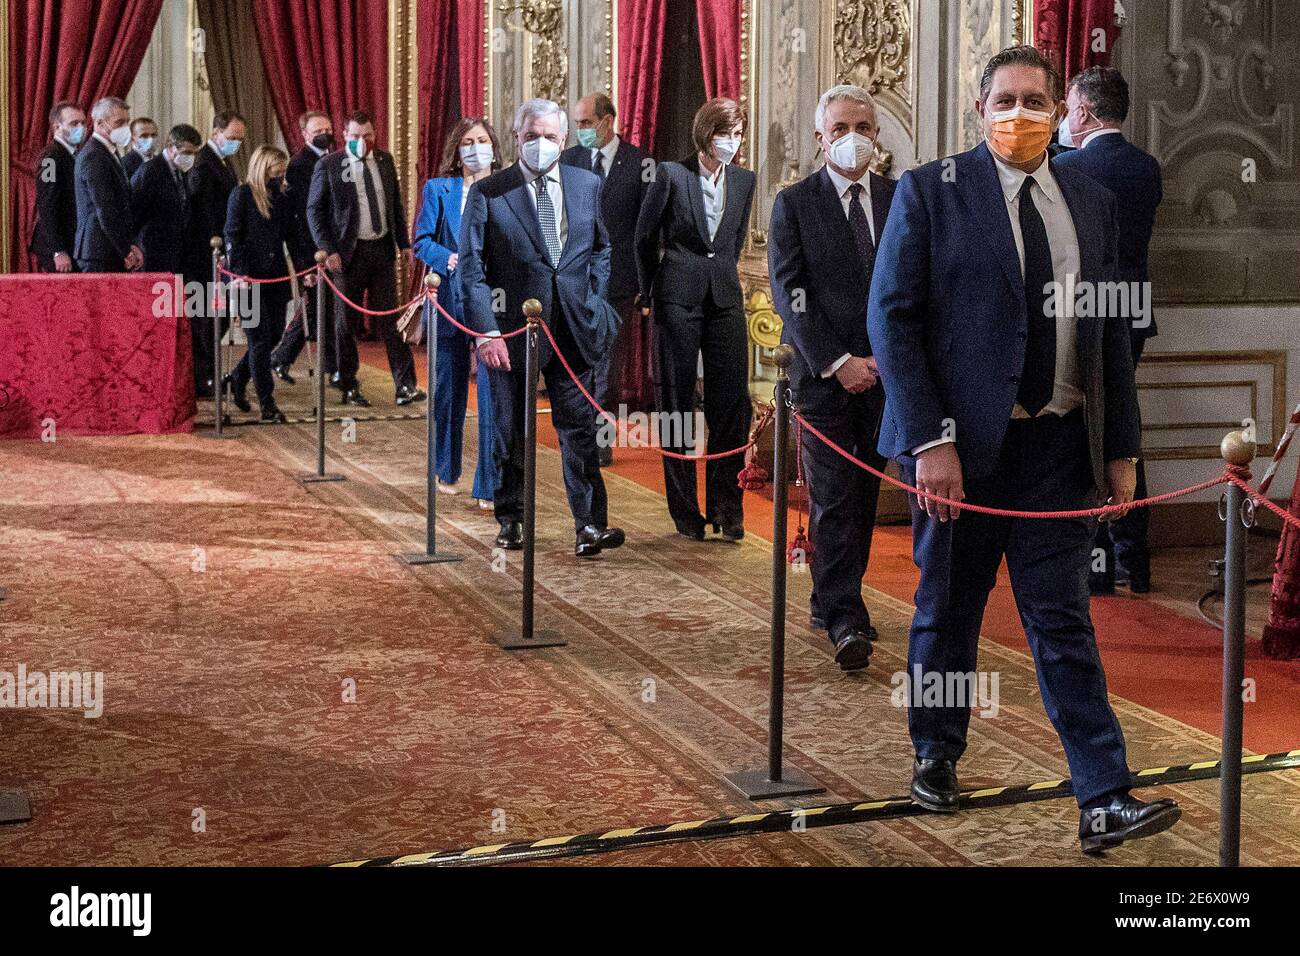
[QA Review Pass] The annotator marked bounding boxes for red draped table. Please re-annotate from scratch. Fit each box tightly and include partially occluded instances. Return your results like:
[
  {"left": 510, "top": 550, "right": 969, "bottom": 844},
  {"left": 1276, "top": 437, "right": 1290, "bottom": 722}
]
[{"left": 0, "top": 273, "right": 195, "bottom": 439}]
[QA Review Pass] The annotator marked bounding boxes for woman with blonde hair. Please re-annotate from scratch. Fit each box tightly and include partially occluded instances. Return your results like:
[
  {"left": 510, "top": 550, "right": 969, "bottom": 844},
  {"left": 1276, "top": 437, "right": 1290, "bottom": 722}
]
[{"left": 224, "top": 145, "right": 294, "bottom": 423}]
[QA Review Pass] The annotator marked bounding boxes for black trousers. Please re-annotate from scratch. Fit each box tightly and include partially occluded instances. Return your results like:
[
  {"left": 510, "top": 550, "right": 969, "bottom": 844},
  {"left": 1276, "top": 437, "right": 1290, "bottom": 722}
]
[
  {"left": 231, "top": 282, "right": 291, "bottom": 406},
  {"left": 270, "top": 284, "right": 337, "bottom": 380},
  {"left": 186, "top": 265, "right": 229, "bottom": 391},
  {"left": 799, "top": 383, "right": 886, "bottom": 637},
  {"left": 331, "top": 238, "right": 415, "bottom": 393},
  {"left": 1093, "top": 336, "right": 1152, "bottom": 583},
  {"left": 655, "top": 291, "right": 752, "bottom": 527},
  {"left": 593, "top": 294, "right": 638, "bottom": 414},
  {"left": 490, "top": 321, "right": 608, "bottom": 533}
]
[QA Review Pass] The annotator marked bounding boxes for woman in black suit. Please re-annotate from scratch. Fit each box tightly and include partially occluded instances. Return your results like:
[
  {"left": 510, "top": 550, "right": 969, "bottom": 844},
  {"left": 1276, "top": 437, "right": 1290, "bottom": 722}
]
[
  {"left": 224, "top": 146, "right": 294, "bottom": 423},
  {"left": 635, "top": 98, "right": 756, "bottom": 540}
]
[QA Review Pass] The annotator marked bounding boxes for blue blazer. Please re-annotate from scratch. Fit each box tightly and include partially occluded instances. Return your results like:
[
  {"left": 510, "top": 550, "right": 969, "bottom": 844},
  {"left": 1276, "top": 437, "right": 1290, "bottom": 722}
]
[
  {"left": 458, "top": 162, "right": 616, "bottom": 369},
  {"left": 413, "top": 176, "right": 467, "bottom": 339},
  {"left": 867, "top": 142, "right": 1140, "bottom": 492},
  {"left": 73, "top": 136, "right": 135, "bottom": 266},
  {"left": 1053, "top": 132, "right": 1162, "bottom": 341}
]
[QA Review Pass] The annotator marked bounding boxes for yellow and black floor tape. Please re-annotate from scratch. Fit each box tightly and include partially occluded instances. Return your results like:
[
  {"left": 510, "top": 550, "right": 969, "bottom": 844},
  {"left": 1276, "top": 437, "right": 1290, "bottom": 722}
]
[
  {"left": 332, "top": 749, "right": 1300, "bottom": 867},
  {"left": 224, "top": 412, "right": 429, "bottom": 428}
]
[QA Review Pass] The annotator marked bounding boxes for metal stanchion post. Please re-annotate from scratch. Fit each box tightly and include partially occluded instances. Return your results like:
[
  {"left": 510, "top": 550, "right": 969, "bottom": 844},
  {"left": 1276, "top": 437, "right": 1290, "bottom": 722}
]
[
  {"left": 300, "top": 254, "right": 346, "bottom": 485},
  {"left": 209, "top": 237, "right": 232, "bottom": 437},
  {"left": 494, "top": 300, "right": 564, "bottom": 650},
  {"left": 726, "top": 345, "right": 824, "bottom": 800},
  {"left": 1219, "top": 429, "right": 1256, "bottom": 866},
  {"left": 399, "top": 274, "right": 463, "bottom": 566}
]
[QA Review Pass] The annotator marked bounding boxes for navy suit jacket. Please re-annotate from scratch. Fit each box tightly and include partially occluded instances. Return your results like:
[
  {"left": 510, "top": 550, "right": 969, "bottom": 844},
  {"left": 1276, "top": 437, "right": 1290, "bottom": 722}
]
[
  {"left": 131, "top": 155, "right": 190, "bottom": 274},
  {"left": 1053, "top": 131, "right": 1162, "bottom": 341},
  {"left": 769, "top": 167, "right": 896, "bottom": 400},
  {"left": 457, "top": 162, "right": 616, "bottom": 369},
  {"left": 286, "top": 145, "right": 325, "bottom": 271},
  {"left": 186, "top": 143, "right": 239, "bottom": 270},
  {"left": 868, "top": 143, "right": 1140, "bottom": 493},
  {"left": 561, "top": 138, "right": 652, "bottom": 299},
  {"left": 30, "top": 140, "right": 78, "bottom": 258},
  {"left": 413, "top": 176, "right": 469, "bottom": 339},
  {"left": 121, "top": 149, "right": 146, "bottom": 181},
  {"left": 73, "top": 136, "right": 135, "bottom": 267},
  {"left": 307, "top": 148, "right": 410, "bottom": 265},
  {"left": 224, "top": 184, "right": 293, "bottom": 280}
]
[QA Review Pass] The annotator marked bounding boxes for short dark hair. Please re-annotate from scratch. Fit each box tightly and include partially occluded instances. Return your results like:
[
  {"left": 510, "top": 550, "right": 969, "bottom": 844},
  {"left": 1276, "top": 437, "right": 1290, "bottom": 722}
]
[
  {"left": 299, "top": 110, "right": 330, "bottom": 130},
  {"left": 131, "top": 117, "right": 157, "bottom": 133},
  {"left": 692, "top": 98, "right": 746, "bottom": 155},
  {"left": 438, "top": 116, "right": 503, "bottom": 177},
  {"left": 49, "top": 101, "right": 80, "bottom": 128},
  {"left": 169, "top": 124, "right": 203, "bottom": 149},
  {"left": 346, "top": 110, "right": 374, "bottom": 129},
  {"left": 979, "top": 45, "right": 1061, "bottom": 103},
  {"left": 213, "top": 110, "right": 246, "bottom": 131},
  {"left": 1069, "top": 65, "right": 1130, "bottom": 123},
  {"left": 590, "top": 93, "right": 616, "bottom": 121}
]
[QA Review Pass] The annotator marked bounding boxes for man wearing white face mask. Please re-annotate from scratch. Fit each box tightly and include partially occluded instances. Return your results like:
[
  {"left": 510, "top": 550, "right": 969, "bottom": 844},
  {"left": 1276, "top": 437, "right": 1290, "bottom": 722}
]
[
  {"left": 458, "top": 98, "right": 624, "bottom": 560},
  {"left": 869, "top": 46, "right": 1173, "bottom": 855},
  {"left": 768, "top": 84, "right": 896, "bottom": 671},
  {"left": 73, "top": 97, "right": 143, "bottom": 273},
  {"left": 130, "top": 123, "right": 202, "bottom": 275},
  {"left": 634, "top": 98, "right": 756, "bottom": 542}
]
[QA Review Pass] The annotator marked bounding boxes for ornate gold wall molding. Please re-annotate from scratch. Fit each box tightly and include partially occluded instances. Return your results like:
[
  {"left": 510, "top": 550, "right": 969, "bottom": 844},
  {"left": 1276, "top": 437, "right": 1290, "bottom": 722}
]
[
  {"left": 500, "top": 0, "right": 568, "bottom": 105},
  {"left": 831, "top": 0, "right": 915, "bottom": 140},
  {"left": 388, "top": 0, "right": 419, "bottom": 287}
]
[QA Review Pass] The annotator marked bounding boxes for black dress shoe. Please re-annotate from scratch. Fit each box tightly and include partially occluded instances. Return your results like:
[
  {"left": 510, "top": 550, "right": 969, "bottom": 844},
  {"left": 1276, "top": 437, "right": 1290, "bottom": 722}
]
[
  {"left": 330, "top": 372, "right": 344, "bottom": 390},
  {"left": 341, "top": 388, "right": 371, "bottom": 408},
  {"left": 195, "top": 382, "right": 215, "bottom": 400},
  {"left": 714, "top": 521, "right": 745, "bottom": 542},
  {"left": 598, "top": 527, "right": 625, "bottom": 550},
  {"left": 1089, "top": 572, "right": 1116, "bottom": 596},
  {"left": 494, "top": 521, "right": 523, "bottom": 550},
  {"left": 272, "top": 364, "right": 296, "bottom": 385},
  {"left": 575, "top": 525, "right": 603, "bottom": 559},
  {"left": 810, "top": 615, "right": 827, "bottom": 631},
  {"left": 260, "top": 401, "right": 288, "bottom": 424},
  {"left": 1079, "top": 793, "right": 1180, "bottom": 854},
  {"left": 598, "top": 446, "right": 614, "bottom": 467},
  {"left": 1119, "top": 570, "right": 1152, "bottom": 594},
  {"left": 831, "top": 628, "right": 873, "bottom": 672},
  {"left": 911, "top": 758, "right": 960, "bottom": 813},
  {"left": 396, "top": 385, "right": 427, "bottom": 406},
  {"left": 222, "top": 374, "right": 251, "bottom": 413},
  {"left": 675, "top": 519, "right": 706, "bottom": 541}
]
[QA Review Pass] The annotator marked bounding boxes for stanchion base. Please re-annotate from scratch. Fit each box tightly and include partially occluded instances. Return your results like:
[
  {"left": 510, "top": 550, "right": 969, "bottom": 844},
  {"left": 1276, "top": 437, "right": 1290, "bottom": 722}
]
[
  {"left": 299, "top": 473, "right": 347, "bottom": 485},
  {"left": 0, "top": 790, "right": 32, "bottom": 824},
  {"left": 724, "top": 767, "right": 826, "bottom": 801},
  {"left": 493, "top": 630, "right": 567, "bottom": 650},
  {"left": 396, "top": 552, "right": 465, "bottom": 566}
]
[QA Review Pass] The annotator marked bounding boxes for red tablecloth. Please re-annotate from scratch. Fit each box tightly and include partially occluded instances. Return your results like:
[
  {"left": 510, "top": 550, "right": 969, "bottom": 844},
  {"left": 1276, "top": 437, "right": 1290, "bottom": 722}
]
[{"left": 0, "top": 273, "right": 196, "bottom": 439}]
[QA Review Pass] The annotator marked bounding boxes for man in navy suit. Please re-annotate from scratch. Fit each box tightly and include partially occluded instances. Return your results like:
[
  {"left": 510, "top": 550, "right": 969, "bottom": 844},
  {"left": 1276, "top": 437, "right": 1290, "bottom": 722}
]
[
  {"left": 769, "top": 84, "right": 895, "bottom": 672},
  {"left": 1056, "top": 66, "right": 1163, "bottom": 596},
  {"left": 30, "top": 101, "right": 86, "bottom": 273},
  {"left": 459, "top": 98, "right": 625, "bottom": 559},
  {"left": 130, "top": 124, "right": 202, "bottom": 274},
  {"left": 73, "top": 97, "right": 142, "bottom": 274},
  {"left": 561, "top": 93, "right": 653, "bottom": 465},
  {"left": 869, "top": 46, "right": 1179, "bottom": 854}
]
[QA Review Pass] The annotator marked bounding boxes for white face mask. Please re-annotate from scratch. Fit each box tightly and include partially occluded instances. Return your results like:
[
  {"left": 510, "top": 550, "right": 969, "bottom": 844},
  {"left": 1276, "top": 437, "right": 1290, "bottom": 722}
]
[
  {"left": 109, "top": 124, "right": 133, "bottom": 149},
  {"left": 173, "top": 151, "right": 196, "bottom": 173},
  {"left": 521, "top": 137, "right": 561, "bottom": 173},
  {"left": 460, "top": 142, "right": 494, "bottom": 172},
  {"left": 347, "top": 138, "right": 369, "bottom": 161},
  {"left": 1057, "top": 111, "right": 1075, "bottom": 148},
  {"left": 712, "top": 137, "right": 740, "bottom": 164},
  {"left": 827, "top": 131, "right": 874, "bottom": 171}
]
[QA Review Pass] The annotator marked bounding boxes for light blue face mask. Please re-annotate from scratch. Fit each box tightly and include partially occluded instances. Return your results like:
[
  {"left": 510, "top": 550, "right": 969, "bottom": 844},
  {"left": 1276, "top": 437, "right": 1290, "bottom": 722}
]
[
  {"left": 219, "top": 138, "right": 242, "bottom": 158},
  {"left": 67, "top": 126, "right": 86, "bottom": 146},
  {"left": 576, "top": 128, "right": 598, "bottom": 150},
  {"left": 136, "top": 137, "right": 155, "bottom": 154}
]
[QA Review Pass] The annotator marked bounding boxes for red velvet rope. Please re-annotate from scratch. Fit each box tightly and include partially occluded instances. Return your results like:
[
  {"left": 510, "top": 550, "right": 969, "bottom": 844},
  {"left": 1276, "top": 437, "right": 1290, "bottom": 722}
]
[
  {"left": 794, "top": 410, "right": 1234, "bottom": 521},
  {"left": 317, "top": 269, "right": 425, "bottom": 317},
  {"left": 217, "top": 263, "right": 317, "bottom": 284}
]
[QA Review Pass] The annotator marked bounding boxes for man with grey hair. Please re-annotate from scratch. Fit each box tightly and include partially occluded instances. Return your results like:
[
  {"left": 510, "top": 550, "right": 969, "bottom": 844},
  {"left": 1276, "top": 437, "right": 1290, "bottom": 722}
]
[
  {"left": 74, "top": 97, "right": 142, "bottom": 272},
  {"left": 459, "top": 98, "right": 625, "bottom": 559},
  {"left": 768, "top": 83, "right": 895, "bottom": 671}
]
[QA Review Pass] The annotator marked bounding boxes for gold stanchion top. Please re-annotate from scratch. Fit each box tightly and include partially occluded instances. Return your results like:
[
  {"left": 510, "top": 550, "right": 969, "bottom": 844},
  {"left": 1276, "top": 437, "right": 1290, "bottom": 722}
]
[
  {"left": 425, "top": 273, "right": 441, "bottom": 290},
  {"left": 1221, "top": 430, "right": 1257, "bottom": 466},
  {"left": 523, "top": 299, "right": 543, "bottom": 325},
  {"left": 772, "top": 343, "right": 794, "bottom": 379},
  {"left": 209, "top": 236, "right": 223, "bottom": 251},
  {"left": 315, "top": 250, "right": 328, "bottom": 265}
]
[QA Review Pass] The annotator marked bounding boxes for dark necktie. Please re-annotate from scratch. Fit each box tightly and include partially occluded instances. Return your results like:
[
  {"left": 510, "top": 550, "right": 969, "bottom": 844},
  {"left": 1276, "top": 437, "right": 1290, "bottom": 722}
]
[
  {"left": 592, "top": 150, "right": 605, "bottom": 179},
  {"left": 846, "top": 182, "right": 875, "bottom": 273},
  {"left": 362, "top": 160, "right": 385, "bottom": 236},
  {"left": 1017, "top": 177, "right": 1056, "bottom": 416},
  {"left": 535, "top": 176, "right": 562, "bottom": 265}
]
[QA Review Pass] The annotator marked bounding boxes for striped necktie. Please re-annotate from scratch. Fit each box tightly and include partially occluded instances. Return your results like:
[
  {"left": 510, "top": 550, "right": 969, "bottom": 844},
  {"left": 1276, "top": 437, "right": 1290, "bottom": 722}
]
[{"left": 534, "top": 175, "right": 562, "bottom": 266}]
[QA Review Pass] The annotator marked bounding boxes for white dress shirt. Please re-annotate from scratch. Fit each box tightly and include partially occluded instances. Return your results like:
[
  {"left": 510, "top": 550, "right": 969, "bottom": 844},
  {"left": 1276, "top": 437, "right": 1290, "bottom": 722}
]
[
  {"left": 520, "top": 159, "right": 568, "bottom": 247},
  {"left": 346, "top": 151, "right": 389, "bottom": 240},
  {"left": 591, "top": 134, "right": 620, "bottom": 175},
  {"left": 821, "top": 166, "right": 876, "bottom": 379},
  {"left": 912, "top": 153, "right": 1084, "bottom": 457},
  {"left": 699, "top": 161, "right": 726, "bottom": 241},
  {"left": 1080, "top": 127, "right": 1123, "bottom": 149}
]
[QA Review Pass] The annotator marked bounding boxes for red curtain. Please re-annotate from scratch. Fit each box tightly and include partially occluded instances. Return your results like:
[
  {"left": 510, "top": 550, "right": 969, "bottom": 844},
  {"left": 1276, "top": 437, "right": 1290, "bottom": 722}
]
[
  {"left": 1034, "top": 0, "right": 1120, "bottom": 84},
  {"left": 417, "top": 0, "right": 457, "bottom": 189},
  {"left": 6, "top": 0, "right": 164, "bottom": 273},
  {"left": 696, "top": 0, "right": 742, "bottom": 100},
  {"left": 617, "top": 0, "right": 667, "bottom": 155},
  {"left": 456, "top": 0, "right": 485, "bottom": 118},
  {"left": 251, "top": 0, "right": 388, "bottom": 152}
]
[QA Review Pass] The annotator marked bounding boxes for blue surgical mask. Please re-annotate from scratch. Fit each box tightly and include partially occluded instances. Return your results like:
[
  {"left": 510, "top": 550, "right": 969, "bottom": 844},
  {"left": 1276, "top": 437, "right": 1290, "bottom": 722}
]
[
  {"left": 219, "top": 138, "right": 242, "bottom": 158},
  {"left": 66, "top": 126, "right": 86, "bottom": 146},
  {"left": 576, "top": 128, "right": 598, "bottom": 150},
  {"left": 135, "top": 137, "right": 155, "bottom": 154}
]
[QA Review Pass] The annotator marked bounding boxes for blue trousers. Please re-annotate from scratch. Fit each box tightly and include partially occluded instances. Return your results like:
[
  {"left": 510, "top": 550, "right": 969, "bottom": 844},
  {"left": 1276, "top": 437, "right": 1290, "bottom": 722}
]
[
  {"left": 906, "top": 411, "right": 1132, "bottom": 807},
  {"left": 433, "top": 331, "right": 470, "bottom": 485},
  {"left": 471, "top": 357, "right": 498, "bottom": 501}
]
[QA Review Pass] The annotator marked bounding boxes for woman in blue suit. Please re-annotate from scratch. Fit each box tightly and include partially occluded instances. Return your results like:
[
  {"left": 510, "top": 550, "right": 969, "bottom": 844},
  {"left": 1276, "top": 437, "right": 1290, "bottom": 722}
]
[{"left": 413, "top": 118, "right": 503, "bottom": 502}]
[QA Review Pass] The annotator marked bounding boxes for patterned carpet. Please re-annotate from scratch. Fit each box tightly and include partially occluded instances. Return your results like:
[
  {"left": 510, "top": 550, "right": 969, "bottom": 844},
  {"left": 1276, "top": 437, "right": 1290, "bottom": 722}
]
[{"left": 2, "top": 365, "right": 1300, "bottom": 866}]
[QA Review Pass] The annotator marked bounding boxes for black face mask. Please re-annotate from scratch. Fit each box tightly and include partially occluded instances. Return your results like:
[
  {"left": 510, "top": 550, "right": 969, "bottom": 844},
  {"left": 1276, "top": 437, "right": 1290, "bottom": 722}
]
[{"left": 312, "top": 132, "right": 334, "bottom": 152}]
